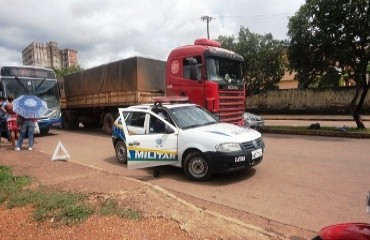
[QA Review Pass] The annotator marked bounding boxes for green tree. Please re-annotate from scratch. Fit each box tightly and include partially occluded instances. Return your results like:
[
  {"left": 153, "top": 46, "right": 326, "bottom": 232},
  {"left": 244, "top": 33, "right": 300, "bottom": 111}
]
[
  {"left": 53, "top": 65, "right": 83, "bottom": 78},
  {"left": 287, "top": 0, "right": 370, "bottom": 129},
  {"left": 217, "top": 27, "right": 285, "bottom": 96}
]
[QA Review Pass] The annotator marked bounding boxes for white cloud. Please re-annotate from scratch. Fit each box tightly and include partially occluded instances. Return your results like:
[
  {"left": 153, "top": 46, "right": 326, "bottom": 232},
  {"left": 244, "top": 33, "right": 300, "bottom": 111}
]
[{"left": 0, "top": 0, "right": 305, "bottom": 69}]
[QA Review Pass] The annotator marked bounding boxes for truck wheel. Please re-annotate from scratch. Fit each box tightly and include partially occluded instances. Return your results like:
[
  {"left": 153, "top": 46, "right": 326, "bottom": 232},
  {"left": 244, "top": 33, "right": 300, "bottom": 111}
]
[
  {"left": 184, "top": 152, "right": 211, "bottom": 181},
  {"left": 83, "top": 121, "right": 101, "bottom": 128},
  {"left": 62, "top": 111, "right": 78, "bottom": 129},
  {"left": 115, "top": 140, "right": 127, "bottom": 164},
  {"left": 103, "top": 113, "right": 115, "bottom": 135}
]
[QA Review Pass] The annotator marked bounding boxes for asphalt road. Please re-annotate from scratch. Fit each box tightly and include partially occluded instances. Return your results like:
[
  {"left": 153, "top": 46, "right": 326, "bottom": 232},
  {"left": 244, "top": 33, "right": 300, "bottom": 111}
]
[{"left": 33, "top": 126, "right": 370, "bottom": 234}]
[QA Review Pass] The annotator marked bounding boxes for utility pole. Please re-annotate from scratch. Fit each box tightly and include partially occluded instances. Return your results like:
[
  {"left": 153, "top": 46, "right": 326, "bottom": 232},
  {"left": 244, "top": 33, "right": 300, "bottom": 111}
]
[{"left": 201, "top": 16, "right": 214, "bottom": 39}]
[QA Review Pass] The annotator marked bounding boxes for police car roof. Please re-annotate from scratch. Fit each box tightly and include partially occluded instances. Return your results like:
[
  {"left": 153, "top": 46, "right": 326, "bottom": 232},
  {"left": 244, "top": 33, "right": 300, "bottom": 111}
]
[{"left": 128, "top": 103, "right": 196, "bottom": 110}]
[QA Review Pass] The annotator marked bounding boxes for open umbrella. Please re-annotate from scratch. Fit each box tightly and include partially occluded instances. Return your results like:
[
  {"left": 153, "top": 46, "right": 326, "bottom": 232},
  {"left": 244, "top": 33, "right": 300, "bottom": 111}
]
[{"left": 12, "top": 95, "right": 48, "bottom": 119}]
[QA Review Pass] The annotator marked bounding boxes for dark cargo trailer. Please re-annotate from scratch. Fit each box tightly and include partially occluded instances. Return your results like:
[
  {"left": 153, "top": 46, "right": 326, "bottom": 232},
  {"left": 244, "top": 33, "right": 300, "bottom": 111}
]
[{"left": 60, "top": 57, "right": 165, "bottom": 134}]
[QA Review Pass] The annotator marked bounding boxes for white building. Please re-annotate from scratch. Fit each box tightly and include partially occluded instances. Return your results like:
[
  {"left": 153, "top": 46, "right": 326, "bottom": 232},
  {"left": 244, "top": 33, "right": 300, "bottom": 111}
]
[{"left": 22, "top": 41, "right": 78, "bottom": 70}]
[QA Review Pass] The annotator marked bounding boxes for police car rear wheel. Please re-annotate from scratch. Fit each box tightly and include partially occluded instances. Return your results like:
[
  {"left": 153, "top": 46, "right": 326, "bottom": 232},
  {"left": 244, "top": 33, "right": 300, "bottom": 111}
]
[
  {"left": 115, "top": 140, "right": 127, "bottom": 164},
  {"left": 184, "top": 152, "right": 211, "bottom": 181}
]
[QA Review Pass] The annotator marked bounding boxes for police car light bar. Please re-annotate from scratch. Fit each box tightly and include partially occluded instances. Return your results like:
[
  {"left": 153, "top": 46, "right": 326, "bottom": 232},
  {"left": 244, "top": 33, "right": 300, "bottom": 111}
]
[{"left": 153, "top": 96, "right": 190, "bottom": 105}]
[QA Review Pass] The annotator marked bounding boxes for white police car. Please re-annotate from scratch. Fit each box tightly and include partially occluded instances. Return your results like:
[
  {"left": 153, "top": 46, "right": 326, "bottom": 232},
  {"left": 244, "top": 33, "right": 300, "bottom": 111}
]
[{"left": 112, "top": 102, "right": 264, "bottom": 181}]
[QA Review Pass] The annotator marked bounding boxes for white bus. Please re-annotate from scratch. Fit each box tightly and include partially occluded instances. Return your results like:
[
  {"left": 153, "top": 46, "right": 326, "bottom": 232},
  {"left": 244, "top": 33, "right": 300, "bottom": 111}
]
[{"left": 0, "top": 65, "right": 62, "bottom": 134}]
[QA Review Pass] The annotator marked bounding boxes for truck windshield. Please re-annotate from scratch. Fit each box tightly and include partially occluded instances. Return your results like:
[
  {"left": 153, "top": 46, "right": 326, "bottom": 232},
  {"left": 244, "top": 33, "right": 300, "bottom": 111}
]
[
  {"left": 2, "top": 78, "right": 60, "bottom": 108},
  {"left": 169, "top": 105, "right": 219, "bottom": 129},
  {"left": 206, "top": 58, "right": 243, "bottom": 85}
]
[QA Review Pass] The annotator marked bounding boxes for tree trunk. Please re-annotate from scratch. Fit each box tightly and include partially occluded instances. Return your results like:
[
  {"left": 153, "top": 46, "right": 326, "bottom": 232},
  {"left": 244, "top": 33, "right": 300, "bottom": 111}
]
[{"left": 350, "top": 73, "right": 368, "bottom": 129}]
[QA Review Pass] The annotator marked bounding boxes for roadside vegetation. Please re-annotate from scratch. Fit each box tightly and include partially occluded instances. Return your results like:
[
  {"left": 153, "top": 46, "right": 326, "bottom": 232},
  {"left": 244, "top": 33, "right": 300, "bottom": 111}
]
[
  {"left": 263, "top": 125, "right": 370, "bottom": 136},
  {"left": 217, "top": 1, "right": 369, "bottom": 129},
  {"left": 0, "top": 165, "right": 141, "bottom": 225}
]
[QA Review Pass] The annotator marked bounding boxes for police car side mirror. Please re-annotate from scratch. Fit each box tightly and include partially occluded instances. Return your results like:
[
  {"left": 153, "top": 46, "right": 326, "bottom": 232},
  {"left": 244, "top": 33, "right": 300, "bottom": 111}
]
[{"left": 165, "top": 125, "right": 174, "bottom": 134}]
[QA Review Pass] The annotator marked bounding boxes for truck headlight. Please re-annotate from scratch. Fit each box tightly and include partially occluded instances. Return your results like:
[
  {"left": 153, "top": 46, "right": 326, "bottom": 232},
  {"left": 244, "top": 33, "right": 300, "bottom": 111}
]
[{"left": 215, "top": 143, "right": 241, "bottom": 152}]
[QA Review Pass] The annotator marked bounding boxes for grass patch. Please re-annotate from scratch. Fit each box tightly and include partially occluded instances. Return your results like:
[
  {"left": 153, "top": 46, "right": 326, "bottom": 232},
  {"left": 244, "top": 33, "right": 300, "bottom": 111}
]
[
  {"left": 116, "top": 208, "right": 141, "bottom": 220},
  {"left": 264, "top": 125, "right": 370, "bottom": 134},
  {"left": 0, "top": 166, "right": 142, "bottom": 225},
  {"left": 100, "top": 198, "right": 141, "bottom": 220},
  {"left": 54, "top": 204, "right": 94, "bottom": 225},
  {"left": 100, "top": 198, "right": 119, "bottom": 215},
  {"left": 0, "top": 166, "right": 32, "bottom": 204},
  {"left": 30, "top": 190, "right": 89, "bottom": 223},
  {"left": 262, "top": 125, "right": 370, "bottom": 138}
]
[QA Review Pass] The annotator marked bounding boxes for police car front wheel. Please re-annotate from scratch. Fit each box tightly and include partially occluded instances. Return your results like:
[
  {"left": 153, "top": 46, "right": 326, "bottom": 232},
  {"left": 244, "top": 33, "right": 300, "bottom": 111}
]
[{"left": 184, "top": 152, "right": 211, "bottom": 181}]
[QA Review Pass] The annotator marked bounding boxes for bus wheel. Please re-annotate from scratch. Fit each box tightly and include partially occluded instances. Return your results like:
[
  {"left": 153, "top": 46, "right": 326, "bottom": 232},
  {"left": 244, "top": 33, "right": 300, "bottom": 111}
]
[
  {"left": 103, "top": 113, "right": 114, "bottom": 135},
  {"left": 40, "top": 128, "right": 49, "bottom": 135}
]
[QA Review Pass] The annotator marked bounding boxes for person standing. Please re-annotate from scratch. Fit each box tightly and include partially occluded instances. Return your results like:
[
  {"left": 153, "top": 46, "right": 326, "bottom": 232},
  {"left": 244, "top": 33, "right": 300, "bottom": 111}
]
[
  {"left": 4, "top": 95, "right": 19, "bottom": 148},
  {"left": 0, "top": 97, "right": 9, "bottom": 144},
  {"left": 15, "top": 117, "right": 35, "bottom": 151}
]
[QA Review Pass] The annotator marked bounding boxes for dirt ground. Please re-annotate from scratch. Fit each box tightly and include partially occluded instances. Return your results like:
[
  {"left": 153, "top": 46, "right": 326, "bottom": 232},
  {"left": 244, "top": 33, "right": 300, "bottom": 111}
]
[
  {"left": 0, "top": 186, "right": 282, "bottom": 240},
  {"left": 0, "top": 205, "right": 193, "bottom": 240},
  {"left": 0, "top": 140, "right": 310, "bottom": 240}
]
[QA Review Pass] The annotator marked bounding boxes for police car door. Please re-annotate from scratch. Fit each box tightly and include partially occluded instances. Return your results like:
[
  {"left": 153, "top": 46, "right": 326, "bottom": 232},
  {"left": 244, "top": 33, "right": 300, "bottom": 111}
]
[{"left": 118, "top": 108, "right": 178, "bottom": 169}]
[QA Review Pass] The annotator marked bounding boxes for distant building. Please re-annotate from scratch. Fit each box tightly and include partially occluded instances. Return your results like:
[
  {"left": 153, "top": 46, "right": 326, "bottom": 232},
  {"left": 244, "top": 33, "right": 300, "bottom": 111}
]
[
  {"left": 22, "top": 41, "right": 78, "bottom": 70},
  {"left": 279, "top": 70, "right": 298, "bottom": 89}
]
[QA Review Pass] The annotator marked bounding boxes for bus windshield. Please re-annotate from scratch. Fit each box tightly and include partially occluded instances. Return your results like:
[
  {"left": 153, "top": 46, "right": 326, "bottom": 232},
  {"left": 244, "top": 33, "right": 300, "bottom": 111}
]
[
  {"left": 206, "top": 58, "right": 243, "bottom": 86},
  {"left": 2, "top": 77, "right": 60, "bottom": 108}
]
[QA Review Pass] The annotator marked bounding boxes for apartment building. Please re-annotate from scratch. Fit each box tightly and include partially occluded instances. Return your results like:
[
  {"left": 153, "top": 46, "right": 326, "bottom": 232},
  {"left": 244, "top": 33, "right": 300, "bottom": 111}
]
[{"left": 22, "top": 41, "right": 78, "bottom": 70}]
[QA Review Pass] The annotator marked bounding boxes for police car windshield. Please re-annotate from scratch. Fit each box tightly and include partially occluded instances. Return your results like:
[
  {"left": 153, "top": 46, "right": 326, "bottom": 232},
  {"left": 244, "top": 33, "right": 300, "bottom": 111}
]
[{"left": 170, "top": 105, "right": 219, "bottom": 129}]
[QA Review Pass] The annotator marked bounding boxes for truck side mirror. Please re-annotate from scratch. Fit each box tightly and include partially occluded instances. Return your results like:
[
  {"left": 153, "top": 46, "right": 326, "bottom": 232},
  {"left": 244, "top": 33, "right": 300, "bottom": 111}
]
[
  {"left": 185, "top": 57, "right": 201, "bottom": 81},
  {"left": 189, "top": 65, "right": 200, "bottom": 81},
  {"left": 187, "top": 57, "right": 197, "bottom": 65}
]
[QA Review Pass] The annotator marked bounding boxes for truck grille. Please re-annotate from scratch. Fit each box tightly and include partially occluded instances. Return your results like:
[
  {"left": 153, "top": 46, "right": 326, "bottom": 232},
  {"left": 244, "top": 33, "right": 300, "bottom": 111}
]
[{"left": 218, "top": 90, "right": 245, "bottom": 125}]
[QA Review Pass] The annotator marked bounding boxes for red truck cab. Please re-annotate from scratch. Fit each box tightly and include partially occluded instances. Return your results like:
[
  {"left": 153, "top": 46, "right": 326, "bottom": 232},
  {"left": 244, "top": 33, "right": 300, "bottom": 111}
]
[{"left": 166, "top": 38, "right": 245, "bottom": 125}]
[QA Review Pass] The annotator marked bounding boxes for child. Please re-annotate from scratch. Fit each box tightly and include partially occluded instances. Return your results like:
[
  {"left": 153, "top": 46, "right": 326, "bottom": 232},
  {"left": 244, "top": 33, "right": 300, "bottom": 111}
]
[{"left": 4, "top": 95, "right": 19, "bottom": 148}]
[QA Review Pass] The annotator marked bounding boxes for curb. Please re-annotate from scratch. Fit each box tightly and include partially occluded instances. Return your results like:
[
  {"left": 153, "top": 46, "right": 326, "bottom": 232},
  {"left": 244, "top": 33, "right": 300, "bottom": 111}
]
[
  {"left": 261, "top": 128, "right": 370, "bottom": 138},
  {"left": 261, "top": 115, "right": 370, "bottom": 121}
]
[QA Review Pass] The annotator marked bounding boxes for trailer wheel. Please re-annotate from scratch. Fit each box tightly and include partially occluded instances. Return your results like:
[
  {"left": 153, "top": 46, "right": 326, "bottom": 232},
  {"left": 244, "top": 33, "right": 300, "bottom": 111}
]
[
  {"left": 184, "top": 151, "right": 211, "bottom": 181},
  {"left": 83, "top": 121, "right": 101, "bottom": 128},
  {"left": 115, "top": 140, "right": 127, "bottom": 164},
  {"left": 103, "top": 113, "right": 115, "bottom": 135},
  {"left": 62, "top": 111, "right": 78, "bottom": 130}
]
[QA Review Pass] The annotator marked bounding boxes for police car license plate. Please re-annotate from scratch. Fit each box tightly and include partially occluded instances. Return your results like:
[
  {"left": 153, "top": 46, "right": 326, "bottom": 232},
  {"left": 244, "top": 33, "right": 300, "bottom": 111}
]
[{"left": 251, "top": 149, "right": 262, "bottom": 160}]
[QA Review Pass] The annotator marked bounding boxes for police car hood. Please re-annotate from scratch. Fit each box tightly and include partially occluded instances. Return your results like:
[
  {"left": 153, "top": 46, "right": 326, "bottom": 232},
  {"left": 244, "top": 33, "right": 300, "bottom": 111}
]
[{"left": 189, "top": 122, "right": 261, "bottom": 142}]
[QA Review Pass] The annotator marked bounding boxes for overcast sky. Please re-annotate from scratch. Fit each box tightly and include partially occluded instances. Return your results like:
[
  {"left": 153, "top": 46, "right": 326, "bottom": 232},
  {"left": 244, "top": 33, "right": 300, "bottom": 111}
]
[{"left": 0, "top": 0, "right": 305, "bottom": 69}]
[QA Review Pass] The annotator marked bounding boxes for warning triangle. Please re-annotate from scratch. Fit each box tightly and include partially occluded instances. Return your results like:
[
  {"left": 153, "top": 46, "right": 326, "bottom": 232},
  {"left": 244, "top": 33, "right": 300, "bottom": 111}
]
[{"left": 51, "top": 141, "right": 71, "bottom": 161}]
